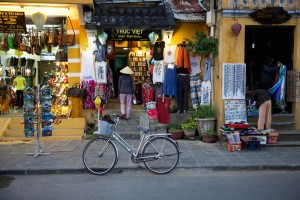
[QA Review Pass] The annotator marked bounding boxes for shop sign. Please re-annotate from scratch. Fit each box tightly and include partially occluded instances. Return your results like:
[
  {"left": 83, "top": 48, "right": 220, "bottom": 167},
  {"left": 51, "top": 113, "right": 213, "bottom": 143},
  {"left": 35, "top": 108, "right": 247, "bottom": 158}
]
[
  {"left": 0, "top": 11, "right": 26, "bottom": 33},
  {"left": 108, "top": 29, "right": 152, "bottom": 41},
  {"left": 250, "top": 7, "right": 291, "bottom": 24}
]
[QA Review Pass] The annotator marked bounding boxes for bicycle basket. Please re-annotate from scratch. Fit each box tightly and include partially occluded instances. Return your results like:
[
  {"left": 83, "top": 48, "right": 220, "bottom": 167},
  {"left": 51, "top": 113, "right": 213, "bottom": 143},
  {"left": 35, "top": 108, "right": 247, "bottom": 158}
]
[{"left": 98, "top": 120, "right": 114, "bottom": 137}]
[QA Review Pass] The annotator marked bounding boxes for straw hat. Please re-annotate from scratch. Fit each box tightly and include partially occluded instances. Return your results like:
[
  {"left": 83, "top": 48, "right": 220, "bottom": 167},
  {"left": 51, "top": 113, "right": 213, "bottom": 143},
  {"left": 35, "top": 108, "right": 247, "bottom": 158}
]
[{"left": 120, "top": 66, "right": 134, "bottom": 75}]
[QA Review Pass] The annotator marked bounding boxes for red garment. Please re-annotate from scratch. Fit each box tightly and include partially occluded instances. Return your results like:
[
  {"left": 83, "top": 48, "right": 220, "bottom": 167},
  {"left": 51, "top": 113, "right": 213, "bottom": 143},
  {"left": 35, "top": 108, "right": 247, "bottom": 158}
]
[
  {"left": 156, "top": 96, "right": 170, "bottom": 125},
  {"left": 142, "top": 84, "right": 154, "bottom": 107},
  {"left": 176, "top": 46, "right": 191, "bottom": 72}
]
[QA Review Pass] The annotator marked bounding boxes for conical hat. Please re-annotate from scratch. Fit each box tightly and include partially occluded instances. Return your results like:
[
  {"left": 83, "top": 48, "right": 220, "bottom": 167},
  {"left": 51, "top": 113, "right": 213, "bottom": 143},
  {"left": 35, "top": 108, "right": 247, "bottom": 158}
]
[{"left": 120, "top": 66, "right": 134, "bottom": 75}]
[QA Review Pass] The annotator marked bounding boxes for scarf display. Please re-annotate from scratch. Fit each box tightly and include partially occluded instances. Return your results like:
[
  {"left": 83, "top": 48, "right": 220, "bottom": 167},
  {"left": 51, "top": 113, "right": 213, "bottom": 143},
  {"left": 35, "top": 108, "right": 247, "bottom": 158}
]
[{"left": 268, "top": 63, "right": 286, "bottom": 110}]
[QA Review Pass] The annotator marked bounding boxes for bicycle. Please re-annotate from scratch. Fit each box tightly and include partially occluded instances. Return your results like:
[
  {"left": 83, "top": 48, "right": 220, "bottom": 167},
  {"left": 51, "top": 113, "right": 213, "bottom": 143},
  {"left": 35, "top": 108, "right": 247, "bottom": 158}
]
[{"left": 83, "top": 114, "right": 180, "bottom": 175}]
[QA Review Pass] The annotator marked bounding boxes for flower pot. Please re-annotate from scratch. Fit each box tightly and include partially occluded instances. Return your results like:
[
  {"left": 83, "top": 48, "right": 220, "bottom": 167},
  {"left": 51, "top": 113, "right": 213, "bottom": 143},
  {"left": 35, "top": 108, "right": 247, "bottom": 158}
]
[
  {"left": 169, "top": 130, "right": 183, "bottom": 140},
  {"left": 202, "top": 135, "right": 218, "bottom": 143},
  {"left": 183, "top": 129, "right": 196, "bottom": 138},
  {"left": 196, "top": 118, "right": 216, "bottom": 136}
]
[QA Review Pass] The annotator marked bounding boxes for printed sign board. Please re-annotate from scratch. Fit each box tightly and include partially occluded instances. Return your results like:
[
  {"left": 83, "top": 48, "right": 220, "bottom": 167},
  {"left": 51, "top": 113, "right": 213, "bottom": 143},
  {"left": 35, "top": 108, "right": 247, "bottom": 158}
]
[{"left": 0, "top": 11, "right": 26, "bottom": 33}]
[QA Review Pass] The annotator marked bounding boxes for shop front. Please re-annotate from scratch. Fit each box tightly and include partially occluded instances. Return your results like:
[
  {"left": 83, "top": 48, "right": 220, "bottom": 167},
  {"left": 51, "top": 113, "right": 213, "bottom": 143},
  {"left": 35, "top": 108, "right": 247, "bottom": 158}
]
[
  {"left": 0, "top": 1, "right": 92, "bottom": 140},
  {"left": 214, "top": 0, "right": 300, "bottom": 132}
]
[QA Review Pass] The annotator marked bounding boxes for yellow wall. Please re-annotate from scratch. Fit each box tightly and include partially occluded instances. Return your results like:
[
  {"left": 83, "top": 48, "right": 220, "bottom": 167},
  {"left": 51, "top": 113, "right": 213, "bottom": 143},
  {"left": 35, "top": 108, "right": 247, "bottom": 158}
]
[
  {"left": 216, "top": 13, "right": 300, "bottom": 131},
  {"left": 172, "top": 21, "right": 208, "bottom": 45}
]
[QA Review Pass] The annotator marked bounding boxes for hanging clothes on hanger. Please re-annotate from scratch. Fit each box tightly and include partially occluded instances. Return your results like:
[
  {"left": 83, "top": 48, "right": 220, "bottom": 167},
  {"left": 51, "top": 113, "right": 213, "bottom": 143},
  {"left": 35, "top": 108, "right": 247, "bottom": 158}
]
[{"left": 163, "top": 63, "right": 178, "bottom": 98}]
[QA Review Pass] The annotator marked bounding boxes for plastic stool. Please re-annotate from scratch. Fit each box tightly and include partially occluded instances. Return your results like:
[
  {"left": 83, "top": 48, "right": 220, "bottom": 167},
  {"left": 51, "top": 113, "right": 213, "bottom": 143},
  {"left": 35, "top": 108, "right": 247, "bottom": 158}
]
[{"left": 248, "top": 140, "right": 261, "bottom": 151}]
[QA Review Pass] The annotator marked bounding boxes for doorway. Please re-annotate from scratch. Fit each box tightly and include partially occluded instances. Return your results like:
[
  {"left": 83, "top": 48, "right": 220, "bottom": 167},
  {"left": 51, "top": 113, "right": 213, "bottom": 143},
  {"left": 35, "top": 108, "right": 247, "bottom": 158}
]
[{"left": 244, "top": 26, "right": 294, "bottom": 113}]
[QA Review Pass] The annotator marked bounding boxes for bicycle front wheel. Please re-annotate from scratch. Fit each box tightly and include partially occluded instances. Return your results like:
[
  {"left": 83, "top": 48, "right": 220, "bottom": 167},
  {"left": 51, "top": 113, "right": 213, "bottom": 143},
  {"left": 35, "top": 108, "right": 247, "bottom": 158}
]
[
  {"left": 83, "top": 138, "right": 118, "bottom": 175},
  {"left": 142, "top": 136, "right": 179, "bottom": 174}
]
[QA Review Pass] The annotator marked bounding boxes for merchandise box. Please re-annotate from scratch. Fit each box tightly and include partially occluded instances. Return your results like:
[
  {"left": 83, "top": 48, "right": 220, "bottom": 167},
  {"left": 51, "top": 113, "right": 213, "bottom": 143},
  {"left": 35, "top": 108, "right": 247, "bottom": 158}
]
[
  {"left": 267, "top": 132, "right": 279, "bottom": 144},
  {"left": 226, "top": 141, "right": 242, "bottom": 152}
]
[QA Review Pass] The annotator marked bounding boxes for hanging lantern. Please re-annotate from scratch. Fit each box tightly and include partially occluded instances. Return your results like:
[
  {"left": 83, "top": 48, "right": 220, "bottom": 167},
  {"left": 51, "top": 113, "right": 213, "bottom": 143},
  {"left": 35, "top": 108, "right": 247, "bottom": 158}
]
[
  {"left": 148, "top": 32, "right": 159, "bottom": 44},
  {"left": 31, "top": 12, "right": 47, "bottom": 31},
  {"left": 98, "top": 31, "right": 108, "bottom": 45},
  {"left": 231, "top": 21, "right": 242, "bottom": 37}
]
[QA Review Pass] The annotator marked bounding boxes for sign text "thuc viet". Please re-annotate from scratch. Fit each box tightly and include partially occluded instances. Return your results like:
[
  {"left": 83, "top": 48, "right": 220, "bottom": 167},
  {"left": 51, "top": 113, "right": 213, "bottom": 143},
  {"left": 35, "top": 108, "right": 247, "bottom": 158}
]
[{"left": 109, "top": 29, "right": 152, "bottom": 41}]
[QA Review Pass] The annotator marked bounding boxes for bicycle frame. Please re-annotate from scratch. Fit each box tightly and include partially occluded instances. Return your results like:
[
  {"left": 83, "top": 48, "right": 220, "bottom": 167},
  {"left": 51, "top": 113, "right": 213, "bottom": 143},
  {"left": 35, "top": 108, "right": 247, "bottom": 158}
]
[{"left": 107, "top": 115, "right": 170, "bottom": 159}]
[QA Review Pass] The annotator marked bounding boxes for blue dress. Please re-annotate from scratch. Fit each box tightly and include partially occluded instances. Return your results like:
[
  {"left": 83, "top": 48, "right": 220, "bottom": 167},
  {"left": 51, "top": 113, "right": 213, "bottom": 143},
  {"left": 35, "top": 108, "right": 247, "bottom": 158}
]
[{"left": 163, "top": 64, "right": 178, "bottom": 98}]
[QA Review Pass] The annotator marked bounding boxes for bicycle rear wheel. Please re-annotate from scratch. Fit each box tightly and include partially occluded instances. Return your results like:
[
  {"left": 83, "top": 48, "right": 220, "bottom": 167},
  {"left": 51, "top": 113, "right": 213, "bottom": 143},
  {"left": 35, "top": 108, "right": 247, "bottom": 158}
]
[
  {"left": 83, "top": 138, "right": 118, "bottom": 175},
  {"left": 142, "top": 136, "right": 179, "bottom": 174}
]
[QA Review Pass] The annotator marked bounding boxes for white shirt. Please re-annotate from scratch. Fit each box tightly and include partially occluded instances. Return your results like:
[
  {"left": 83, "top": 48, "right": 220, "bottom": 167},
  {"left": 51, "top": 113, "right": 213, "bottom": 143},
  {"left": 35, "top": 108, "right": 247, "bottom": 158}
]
[
  {"left": 163, "top": 45, "right": 177, "bottom": 64},
  {"left": 81, "top": 51, "right": 96, "bottom": 81},
  {"left": 201, "top": 80, "right": 211, "bottom": 105},
  {"left": 189, "top": 55, "right": 201, "bottom": 74},
  {"left": 152, "top": 60, "right": 165, "bottom": 84}
]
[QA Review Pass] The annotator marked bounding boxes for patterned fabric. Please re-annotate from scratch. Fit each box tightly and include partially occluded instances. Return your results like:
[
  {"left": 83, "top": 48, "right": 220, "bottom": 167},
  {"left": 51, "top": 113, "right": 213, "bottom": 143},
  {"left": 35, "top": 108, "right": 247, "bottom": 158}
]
[
  {"left": 152, "top": 60, "right": 165, "bottom": 84},
  {"left": 142, "top": 83, "right": 154, "bottom": 107},
  {"left": 82, "top": 80, "right": 96, "bottom": 109},
  {"left": 95, "top": 61, "right": 107, "bottom": 84},
  {"left": 201, "top": 80, "right": 211, "bottom": 106},
  {"left": 268, "top": 64, "right": 286, "bottom": 110},
  {"left": 190, "top": 74, "right": 201, "bottom": 109},
  {"left": 153, "top": 41, "right": 165, "bottom": 60}
]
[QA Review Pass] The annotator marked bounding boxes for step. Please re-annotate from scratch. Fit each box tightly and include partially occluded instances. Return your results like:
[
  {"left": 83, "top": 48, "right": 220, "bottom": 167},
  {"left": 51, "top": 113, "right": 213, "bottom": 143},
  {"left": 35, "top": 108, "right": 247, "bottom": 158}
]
[
  {"left": 278, "top": 130, "right": 300, "bottom": 141},
  {"left": 0, "top": 135, "right": 83, "bottom": 142},
  {"left": 247, "top": 114, "right": 295, "bottom": 123},
  {"left": 250, "top": 121, "right": 296, "bottom": 131}
]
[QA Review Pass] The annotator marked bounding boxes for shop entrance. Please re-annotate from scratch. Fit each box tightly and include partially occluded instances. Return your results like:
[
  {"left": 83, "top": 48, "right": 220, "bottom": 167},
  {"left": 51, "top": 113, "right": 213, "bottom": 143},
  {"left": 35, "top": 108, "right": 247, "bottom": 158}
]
[
  {"left": 109, "top": 41, "right": 151, "bottom": 100},
  {"left": 244, "top": 25, "right": 294, "bottom": 113}
]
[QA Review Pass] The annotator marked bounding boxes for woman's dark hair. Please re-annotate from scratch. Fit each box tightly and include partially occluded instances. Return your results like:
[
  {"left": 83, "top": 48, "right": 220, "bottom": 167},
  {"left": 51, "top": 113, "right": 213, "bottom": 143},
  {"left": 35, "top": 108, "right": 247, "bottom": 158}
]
[{"left": 17, "top": 71, "right": 21, "bottom": 75}]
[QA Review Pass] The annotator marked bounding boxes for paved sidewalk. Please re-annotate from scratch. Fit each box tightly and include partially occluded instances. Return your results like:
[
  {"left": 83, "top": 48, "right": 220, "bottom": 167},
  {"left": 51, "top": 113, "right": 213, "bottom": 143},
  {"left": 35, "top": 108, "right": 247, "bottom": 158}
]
[{"left": 0, "top": 140, "right": 300, "bottom": 175}]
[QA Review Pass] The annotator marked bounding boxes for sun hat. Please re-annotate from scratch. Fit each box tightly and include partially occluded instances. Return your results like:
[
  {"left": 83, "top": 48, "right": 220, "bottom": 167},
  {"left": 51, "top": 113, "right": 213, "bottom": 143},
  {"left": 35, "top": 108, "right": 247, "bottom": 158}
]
[{"left": 120, "top": 66, "right": 134, "bottom": 75}]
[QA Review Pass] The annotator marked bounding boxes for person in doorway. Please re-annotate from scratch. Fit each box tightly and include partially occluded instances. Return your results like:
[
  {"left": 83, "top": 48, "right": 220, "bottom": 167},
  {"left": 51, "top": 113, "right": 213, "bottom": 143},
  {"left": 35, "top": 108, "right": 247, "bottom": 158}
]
[
  {"left": 260, "top": 56, "right": 280, "bottom": 90},
  {"left": 13, "top": 71, "right": 26, "bottom": 109},
  {"left": 118, "top": 66, "right": 134, "bottom": 120},
  {"left": 250, "top": 85, "right": 272, "bottom": 130}
]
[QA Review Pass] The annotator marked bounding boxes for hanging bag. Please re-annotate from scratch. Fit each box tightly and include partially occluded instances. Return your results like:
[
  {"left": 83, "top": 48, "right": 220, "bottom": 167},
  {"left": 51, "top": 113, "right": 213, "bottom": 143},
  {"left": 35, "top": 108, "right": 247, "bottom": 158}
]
[
  {"left": 55, "top": 48, "right": 68, "bottom": 62},
  {"left": 57, "top": 16, "right": 75, "bottom": 46},
  {"left": 0, "top": 34, "right": 9, "bottom": 52},
  {"left": 66, "top": 83, "right": 81, "bottom": 97}
]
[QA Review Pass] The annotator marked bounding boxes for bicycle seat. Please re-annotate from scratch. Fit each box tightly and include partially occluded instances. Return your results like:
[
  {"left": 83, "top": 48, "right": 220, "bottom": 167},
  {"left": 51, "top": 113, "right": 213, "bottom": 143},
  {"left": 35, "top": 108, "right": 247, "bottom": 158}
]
[{"left": 138, "top": 126, "right": 150, "bottom": 134}]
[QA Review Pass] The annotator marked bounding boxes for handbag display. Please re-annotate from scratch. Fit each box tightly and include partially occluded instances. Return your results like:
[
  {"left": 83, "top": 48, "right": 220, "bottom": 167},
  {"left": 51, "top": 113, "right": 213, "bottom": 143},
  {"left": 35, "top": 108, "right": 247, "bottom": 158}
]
[
  {"left": 66, "top": 83, "right": 81, "bottom": 98},
  {"left": 55, "top": 48, "right": 68, "bottom": 62},
  {"left": 57, "top": 16, "right": 75, "bottom": 46},
  {"left": 0, "top": 35, "right": 9, "bottom": 52}
]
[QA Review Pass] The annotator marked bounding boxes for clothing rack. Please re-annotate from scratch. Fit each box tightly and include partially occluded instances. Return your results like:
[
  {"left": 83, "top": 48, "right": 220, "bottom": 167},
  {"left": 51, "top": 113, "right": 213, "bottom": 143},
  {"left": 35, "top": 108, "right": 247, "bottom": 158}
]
[{"left": 26, "top": 85, "right": 50, "bottom": 157}]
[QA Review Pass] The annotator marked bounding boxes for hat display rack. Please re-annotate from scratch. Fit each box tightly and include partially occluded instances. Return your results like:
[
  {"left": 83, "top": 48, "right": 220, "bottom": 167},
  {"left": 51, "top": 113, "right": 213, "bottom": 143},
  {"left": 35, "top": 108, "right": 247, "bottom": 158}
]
[{"left": 26, "top": 85, "right": 50, "bottom": 157}]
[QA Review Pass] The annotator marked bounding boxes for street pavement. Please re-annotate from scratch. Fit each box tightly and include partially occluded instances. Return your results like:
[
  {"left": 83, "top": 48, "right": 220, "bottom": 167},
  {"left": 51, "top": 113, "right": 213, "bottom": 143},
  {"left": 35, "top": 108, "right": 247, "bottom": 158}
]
[{"left": 0, "top": 139, "right": 300, "bottom": 175}]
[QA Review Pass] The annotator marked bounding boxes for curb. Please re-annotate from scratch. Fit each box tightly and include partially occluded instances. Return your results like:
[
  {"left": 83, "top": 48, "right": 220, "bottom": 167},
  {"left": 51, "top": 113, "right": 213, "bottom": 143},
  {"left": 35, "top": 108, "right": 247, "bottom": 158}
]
[{"left": 1, "top": 165, "right": 300, "bottom": 175}]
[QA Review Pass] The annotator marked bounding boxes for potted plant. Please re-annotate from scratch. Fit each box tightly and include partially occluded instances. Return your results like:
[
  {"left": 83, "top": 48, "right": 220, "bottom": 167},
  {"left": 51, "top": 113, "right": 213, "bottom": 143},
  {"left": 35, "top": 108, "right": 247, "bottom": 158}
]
[
  {"left": 191, "top": 105, "right": 216, "bottom": 137},
  {"left": 167, "top": 123, "right": 183, "bottom": 140},
  {"left": 202, "top": 130, "right": 218, "bottom": 143},
  {"left": 184, "top": 31, "right": 218, "bottom": 56},
  {"left": 181, "top": 119, "right": 197, "bottom": 138}
]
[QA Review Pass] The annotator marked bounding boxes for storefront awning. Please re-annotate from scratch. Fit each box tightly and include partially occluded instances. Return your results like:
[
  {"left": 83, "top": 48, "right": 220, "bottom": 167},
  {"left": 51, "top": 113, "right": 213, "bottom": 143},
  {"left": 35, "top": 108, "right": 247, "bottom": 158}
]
[{"left": 84, "top": 2, "right": 175, "bottom": 30}]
